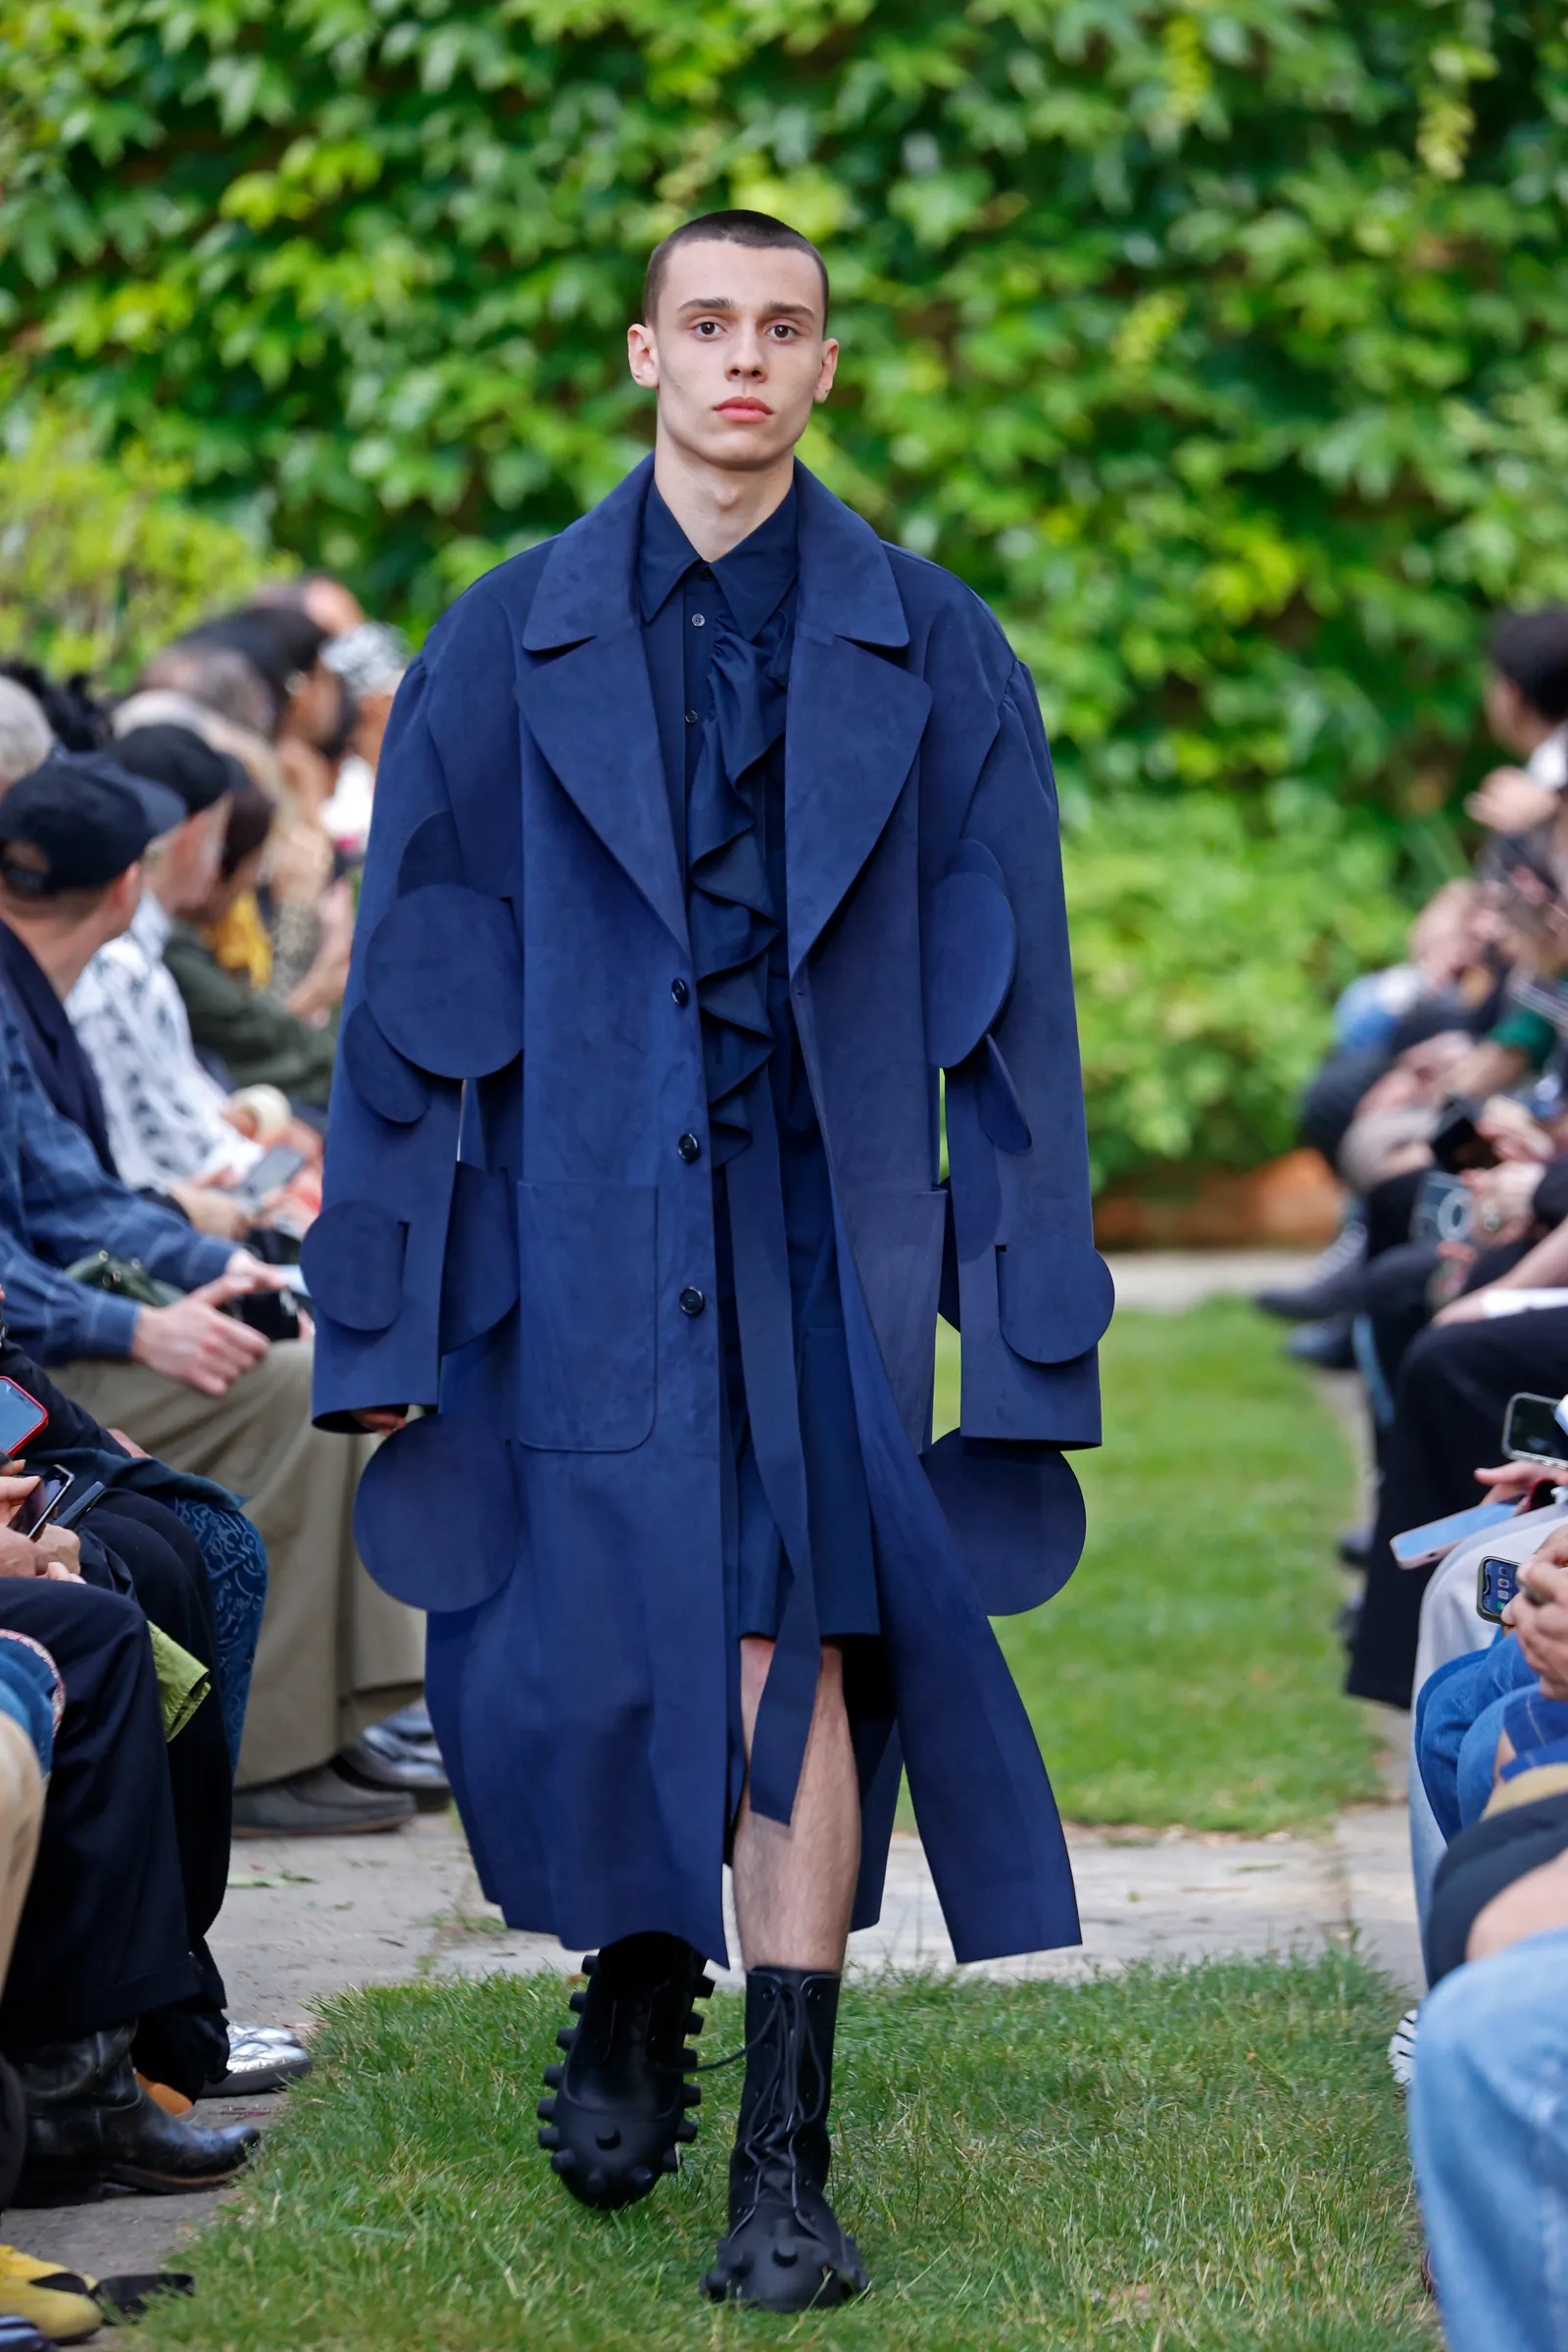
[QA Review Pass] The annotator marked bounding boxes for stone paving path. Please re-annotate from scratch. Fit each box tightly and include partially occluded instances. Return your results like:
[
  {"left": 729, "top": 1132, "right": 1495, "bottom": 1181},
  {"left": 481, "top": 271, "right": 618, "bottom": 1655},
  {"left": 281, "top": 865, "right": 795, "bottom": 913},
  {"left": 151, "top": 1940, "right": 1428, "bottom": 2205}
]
[{"left": 33, "top": 1247, "right": 1419, "bottom": 2315}]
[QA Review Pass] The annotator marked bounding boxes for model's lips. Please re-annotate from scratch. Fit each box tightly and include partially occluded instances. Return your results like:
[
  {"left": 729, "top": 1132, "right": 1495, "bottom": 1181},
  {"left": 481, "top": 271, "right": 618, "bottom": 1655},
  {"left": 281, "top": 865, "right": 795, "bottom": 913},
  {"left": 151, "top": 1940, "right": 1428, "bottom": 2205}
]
[{"left": 714, "top": 399, "right": 772, "bottom": 418}]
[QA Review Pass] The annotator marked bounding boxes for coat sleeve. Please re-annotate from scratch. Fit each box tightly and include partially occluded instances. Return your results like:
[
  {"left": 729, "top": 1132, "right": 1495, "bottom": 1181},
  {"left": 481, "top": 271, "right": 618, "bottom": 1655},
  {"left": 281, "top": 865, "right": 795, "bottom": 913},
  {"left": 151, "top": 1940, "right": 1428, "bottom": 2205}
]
[
  {"left": 308, "top": 656, "right": 465, "bottom": 1427},
  {"left": 937, "top": 659, "right": 1110, "bottom": 1447}
]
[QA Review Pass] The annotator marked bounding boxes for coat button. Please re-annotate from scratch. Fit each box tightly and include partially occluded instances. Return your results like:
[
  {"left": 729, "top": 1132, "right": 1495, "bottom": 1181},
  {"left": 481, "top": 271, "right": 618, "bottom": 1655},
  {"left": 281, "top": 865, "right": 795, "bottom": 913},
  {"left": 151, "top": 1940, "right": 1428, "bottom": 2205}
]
[
  {"left": 677, "top": 1132, "right": 702, "bottom": 1163},
  {"left": 678, "top": 1286, "right": 706, "bottom": 1317},
  {"left": 691, "top": 612, "right": 707, "bottom": 628},
  {"left": 670, "top": 978, "right": 690, "bottom": 1006}
]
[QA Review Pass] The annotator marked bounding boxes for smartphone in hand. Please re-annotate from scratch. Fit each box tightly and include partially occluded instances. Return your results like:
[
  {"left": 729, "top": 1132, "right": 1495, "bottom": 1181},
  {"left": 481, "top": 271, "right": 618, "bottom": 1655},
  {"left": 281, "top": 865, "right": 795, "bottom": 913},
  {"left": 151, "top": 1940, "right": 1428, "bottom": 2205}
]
[{"left": 1391, "top": 1498, "right": 1519, "bottom": 1569}]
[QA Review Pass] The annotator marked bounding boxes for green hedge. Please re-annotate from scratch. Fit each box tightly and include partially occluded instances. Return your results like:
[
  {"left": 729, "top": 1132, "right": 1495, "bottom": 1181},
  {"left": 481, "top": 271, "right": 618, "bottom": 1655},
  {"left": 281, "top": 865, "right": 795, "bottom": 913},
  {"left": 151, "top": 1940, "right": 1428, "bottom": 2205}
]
[
  {"left": 3, "top": 1, "right": 1564, "bottom": 827},
  {"left": 11, "top": 0, "right": 1553, "bottom": 1177},
  {"left": 0, "top": 410, "right": 270, "bottom": 682},
  {"left": 1064, "top": 794, "right": 1406, "bottom": 1188}
]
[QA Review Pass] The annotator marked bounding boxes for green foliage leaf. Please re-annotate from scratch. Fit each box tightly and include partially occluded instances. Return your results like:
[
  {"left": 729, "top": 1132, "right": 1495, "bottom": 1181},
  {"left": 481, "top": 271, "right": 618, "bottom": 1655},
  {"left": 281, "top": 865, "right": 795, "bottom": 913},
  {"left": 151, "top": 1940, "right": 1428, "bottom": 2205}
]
[{"left": 3, "top": 0, "right": 1551, "bottom": 1179}]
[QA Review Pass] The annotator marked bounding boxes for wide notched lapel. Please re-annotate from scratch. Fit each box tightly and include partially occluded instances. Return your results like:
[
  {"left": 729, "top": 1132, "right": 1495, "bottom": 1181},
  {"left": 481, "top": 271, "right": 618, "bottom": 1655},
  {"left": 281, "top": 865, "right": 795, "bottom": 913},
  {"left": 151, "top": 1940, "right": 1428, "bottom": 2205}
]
[
  {"left": 787, "top": 467, "right": 932, "bottom": 976},
  {"left": 514, "top": 456, "right": 688, "bottom": 956}
]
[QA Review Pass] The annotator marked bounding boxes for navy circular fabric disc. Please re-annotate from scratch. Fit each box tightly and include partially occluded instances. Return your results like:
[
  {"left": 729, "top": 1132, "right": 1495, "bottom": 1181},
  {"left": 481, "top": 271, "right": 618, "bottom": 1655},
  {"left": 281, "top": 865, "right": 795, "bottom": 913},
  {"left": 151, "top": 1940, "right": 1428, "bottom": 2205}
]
[
  {"left": 923, "top": 868, "right": 1017, "bottom": 1070},
  {"left": 397, "top": 809, "right": 466, "bottom": 897},
  {"left": 922, "top": 1430, "right": 1086, "bottom": 1614},
  {"left": 299, "top": 1200, "right": 407, "bottom": 1332},
  {"left": 365, "top": 884, "right": 523, "bottom": 1079},
  {"left": 997, "top": 1238, "right": 1116, "bottom": 1365},
  {"left": 340, "top": 1001, "right": 433, "bottom": 1125},
  {"left": 354, "top": 1413, "right": 517, "bottom": 1612}
]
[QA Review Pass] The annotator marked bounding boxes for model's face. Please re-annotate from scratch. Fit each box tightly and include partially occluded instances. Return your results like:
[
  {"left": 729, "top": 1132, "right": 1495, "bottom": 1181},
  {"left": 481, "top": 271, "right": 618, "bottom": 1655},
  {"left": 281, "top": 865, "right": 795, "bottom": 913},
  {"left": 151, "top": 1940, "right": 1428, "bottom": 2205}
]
[{"left": 627, "top": 241, "right": 838, "bottom": 473}]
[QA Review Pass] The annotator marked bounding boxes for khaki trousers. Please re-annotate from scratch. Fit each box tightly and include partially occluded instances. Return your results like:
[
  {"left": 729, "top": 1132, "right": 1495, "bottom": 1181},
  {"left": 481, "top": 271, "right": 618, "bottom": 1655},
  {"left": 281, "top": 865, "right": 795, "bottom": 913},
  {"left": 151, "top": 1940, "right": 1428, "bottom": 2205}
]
[
  {"left": 54, "top": 1340, "right": 424, "bottom": 1789},
  {"left": 0, "top": 1713, "right": 43, "bottom": 1982}
]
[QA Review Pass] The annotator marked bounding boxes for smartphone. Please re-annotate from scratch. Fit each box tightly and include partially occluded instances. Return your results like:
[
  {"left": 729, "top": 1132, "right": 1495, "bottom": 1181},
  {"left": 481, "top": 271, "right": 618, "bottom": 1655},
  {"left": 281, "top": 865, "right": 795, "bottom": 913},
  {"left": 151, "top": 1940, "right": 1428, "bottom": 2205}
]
[
  {"left": 233, "top": 1145, "right": 307, "bottom": 1212},
  {"left": 1477, "top": 1554, "right": 1523, "bottom": 1622},
  {"left": 48, "top": 1479, "right": 106, "bottom": 1534},
  {"left": 11, "top": 1466, "right": 71, "bottom": 1541},
  {"left": 221, "top": 1288, "right": 302, "bottom": 1343},
  {"left": 0, "top": 1378, "right": 48, "bottom": 1462},
  {"left": 1502, "top": 1392, "right": 1568, "bottom": 1472},
  {"left": 1430, "top": 1100, "right": 1499, "bottom": 1174},
  {"left": 1392, "top": 1498, "right": 1519, "bottom": 1569}
]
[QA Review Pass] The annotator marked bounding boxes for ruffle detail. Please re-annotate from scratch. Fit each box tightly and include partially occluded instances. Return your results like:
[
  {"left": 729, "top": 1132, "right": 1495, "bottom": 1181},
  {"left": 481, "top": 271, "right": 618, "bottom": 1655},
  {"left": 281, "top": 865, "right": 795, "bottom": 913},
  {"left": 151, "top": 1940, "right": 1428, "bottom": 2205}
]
[{"left": 687, "top": 610, "right": 792, "bottom": 1165}]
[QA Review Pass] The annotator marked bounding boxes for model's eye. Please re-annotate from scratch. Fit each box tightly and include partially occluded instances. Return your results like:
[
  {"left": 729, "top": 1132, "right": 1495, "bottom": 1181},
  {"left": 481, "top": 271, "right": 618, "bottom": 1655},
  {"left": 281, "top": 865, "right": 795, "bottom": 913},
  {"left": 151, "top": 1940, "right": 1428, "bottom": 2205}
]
[
  {"left": 693, "top": 319, "right": 722, "bottom": 336},
  {"left": 768, "top": 323, "right": 798, "bottom": 340}
]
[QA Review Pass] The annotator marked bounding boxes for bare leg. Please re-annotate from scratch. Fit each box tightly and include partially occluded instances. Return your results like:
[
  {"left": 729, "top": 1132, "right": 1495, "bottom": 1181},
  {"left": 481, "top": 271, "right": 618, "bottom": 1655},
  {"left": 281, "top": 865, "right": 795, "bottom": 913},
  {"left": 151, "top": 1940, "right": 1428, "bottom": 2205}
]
[{"left": 732, "top": 1637, "right": 860, "bottom": 1970}]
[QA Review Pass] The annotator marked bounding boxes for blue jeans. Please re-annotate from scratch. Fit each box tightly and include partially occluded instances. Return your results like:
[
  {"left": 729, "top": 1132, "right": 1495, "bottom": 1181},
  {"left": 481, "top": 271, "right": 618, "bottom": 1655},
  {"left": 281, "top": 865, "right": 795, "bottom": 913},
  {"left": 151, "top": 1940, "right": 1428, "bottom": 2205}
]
[
  {"left": 1417, "top": 1638, "right": 1535, "bottom": 1838},
  {"left": 1409, "top": 1930, "right": 1568, "bottom": 2350}
]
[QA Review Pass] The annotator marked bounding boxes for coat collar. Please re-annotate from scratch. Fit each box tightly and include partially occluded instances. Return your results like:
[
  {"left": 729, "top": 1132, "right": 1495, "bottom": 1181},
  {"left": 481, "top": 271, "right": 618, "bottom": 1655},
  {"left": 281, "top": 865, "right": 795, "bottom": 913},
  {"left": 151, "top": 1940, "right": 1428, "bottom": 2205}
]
[
  {"left": 521, "top": 455, "right": 909, "bottom": 655},
  {"left": 514, "top": 454, "right": 928, "bottom": 973}
]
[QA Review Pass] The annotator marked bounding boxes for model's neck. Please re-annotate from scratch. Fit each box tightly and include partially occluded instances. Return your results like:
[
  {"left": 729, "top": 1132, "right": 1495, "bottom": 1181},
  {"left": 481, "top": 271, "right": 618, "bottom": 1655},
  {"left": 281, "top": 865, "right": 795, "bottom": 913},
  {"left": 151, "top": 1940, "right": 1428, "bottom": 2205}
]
[{"left": 652, "top": 436, "right": 795, "bottom": 563}]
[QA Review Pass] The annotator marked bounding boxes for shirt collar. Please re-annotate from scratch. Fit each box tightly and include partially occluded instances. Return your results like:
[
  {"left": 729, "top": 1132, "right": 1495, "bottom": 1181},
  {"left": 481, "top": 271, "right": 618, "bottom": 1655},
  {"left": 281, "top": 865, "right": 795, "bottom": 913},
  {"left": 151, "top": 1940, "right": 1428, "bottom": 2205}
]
[
  {"left": 638, "top": 479, "right": 799, "bottom": 639},
  {"left": 131, "top": 889, "right": 171, "bottom": 958}
]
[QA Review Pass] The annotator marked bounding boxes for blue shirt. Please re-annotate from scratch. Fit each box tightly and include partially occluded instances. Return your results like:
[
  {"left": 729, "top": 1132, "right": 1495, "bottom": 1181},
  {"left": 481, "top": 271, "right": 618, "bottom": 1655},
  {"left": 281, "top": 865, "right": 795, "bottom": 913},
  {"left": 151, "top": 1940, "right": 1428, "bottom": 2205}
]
[
  {"left": 637, "top": 480, "right": 799, "bottom": 866},
  {"left": 0, "top": 987, "right": 230, "bottom": 1361}
]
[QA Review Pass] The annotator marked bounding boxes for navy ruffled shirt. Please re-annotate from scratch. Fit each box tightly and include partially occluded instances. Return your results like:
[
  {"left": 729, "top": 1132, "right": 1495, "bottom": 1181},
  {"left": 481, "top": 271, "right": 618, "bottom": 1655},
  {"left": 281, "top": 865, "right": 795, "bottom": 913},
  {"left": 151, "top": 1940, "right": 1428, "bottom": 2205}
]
[{"left": 637, "top": 480, "right": 880, "bottom": 1658}]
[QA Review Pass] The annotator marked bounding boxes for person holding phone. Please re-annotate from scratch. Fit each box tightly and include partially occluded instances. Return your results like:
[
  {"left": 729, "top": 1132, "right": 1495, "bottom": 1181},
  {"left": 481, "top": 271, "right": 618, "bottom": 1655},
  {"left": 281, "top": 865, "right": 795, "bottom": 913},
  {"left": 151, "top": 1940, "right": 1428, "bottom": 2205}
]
[
  {"left": 0, "top": 764, "right": 430, "bottom": 1833},
  {"left": 312, "top": 211, "right": 1107, "bottom": 2308}
]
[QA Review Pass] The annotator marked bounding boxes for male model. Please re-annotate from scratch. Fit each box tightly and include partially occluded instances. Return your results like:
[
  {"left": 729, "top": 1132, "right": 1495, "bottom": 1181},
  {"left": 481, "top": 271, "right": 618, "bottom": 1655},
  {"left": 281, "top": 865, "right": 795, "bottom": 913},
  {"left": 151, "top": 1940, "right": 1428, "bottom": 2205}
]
[{"left": 310, "top": 209, "right": 1111, "bottom": 2311}]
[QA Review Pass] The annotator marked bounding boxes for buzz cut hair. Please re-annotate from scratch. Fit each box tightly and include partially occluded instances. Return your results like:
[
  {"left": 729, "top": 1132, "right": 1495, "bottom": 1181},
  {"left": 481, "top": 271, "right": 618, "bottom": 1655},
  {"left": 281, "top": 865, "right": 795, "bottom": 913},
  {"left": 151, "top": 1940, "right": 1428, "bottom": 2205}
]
[{"left": 642, "top": 210, "right": 830, "bottom": 328}]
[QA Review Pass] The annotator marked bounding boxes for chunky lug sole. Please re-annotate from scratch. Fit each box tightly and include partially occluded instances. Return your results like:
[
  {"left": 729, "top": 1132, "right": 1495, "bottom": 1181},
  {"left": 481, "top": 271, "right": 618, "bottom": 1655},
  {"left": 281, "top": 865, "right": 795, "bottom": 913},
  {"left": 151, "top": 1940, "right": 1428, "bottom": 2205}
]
[
  {"left": 537, "top": 1937, "right": 713, "bottom": 2211},
  {"left": 701, "top": 2193, "right": 867, "bottom": 2313}
]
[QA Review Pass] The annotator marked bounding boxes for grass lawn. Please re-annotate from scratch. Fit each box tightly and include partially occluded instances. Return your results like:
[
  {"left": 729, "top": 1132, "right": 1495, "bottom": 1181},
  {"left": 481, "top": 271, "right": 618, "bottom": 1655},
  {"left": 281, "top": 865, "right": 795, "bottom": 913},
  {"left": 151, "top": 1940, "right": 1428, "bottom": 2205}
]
[
  {"left": 934, "top": 1298, "right": 1382, "bottom": 1834},
  {"left": 140, "top": 1958, "right": 1434, "bottom": 2352}
]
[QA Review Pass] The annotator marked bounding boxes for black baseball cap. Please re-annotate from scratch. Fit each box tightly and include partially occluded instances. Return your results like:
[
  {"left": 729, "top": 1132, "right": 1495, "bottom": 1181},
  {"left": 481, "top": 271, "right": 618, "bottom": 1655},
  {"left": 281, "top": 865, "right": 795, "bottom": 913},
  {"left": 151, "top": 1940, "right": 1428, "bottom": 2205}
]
[
  {"left": 112, "top": 722, "right": 248, "bottom": 813},
  {"left": 0, "top": 751, "right": 186, "bottom": 897}
]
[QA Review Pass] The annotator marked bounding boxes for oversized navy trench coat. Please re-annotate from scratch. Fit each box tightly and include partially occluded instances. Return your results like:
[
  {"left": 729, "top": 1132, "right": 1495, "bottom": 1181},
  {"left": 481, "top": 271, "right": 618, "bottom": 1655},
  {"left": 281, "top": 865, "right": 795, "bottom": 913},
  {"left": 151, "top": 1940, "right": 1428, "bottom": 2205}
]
[{"left": 308, "top": 457, "right": 1113, "bottom": 1968}]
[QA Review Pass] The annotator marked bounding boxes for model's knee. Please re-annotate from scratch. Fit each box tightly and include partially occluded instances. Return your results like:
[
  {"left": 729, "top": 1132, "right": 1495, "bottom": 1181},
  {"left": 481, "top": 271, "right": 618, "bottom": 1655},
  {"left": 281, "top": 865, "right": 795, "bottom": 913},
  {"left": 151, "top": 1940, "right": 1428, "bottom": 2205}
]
[{"left": 739, "top": 1638, "right": 845, "bottom": 1717}]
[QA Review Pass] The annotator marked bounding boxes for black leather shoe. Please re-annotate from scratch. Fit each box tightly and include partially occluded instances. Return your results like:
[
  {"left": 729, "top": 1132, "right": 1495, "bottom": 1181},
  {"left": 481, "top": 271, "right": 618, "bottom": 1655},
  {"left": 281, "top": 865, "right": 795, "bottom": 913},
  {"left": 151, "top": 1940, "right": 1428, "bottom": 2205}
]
[
  {"left": 537, "top": 1933, "right": 711, "bottom": 2210},
  {"left": 1253, "top": 1221, "right": 1367, "bottom": 1322},
  {"left": 1285, "top": 1315, "right": 1356, "bottom": 1370},
  {"left": 701, "top": 1968, "right": 867, "bottom": 2313},
  {"left": 9, "top": 2027, "right": 260, "bottom": 2204}
]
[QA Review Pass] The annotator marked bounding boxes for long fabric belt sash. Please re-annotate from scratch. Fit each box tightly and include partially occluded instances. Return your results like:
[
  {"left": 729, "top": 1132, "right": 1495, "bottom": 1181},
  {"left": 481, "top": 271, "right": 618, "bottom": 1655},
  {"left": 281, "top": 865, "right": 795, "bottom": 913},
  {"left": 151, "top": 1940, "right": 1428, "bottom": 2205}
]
[{"left": 725, "top": 1074, "right": 821, "bottom": 1826}]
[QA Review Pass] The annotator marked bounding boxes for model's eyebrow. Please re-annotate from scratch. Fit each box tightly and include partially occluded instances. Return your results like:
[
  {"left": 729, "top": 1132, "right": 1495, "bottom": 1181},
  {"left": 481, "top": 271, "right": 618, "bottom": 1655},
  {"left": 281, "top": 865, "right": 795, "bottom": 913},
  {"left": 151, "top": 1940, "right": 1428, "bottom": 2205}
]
[{"left": 675, "top": 297, "right": 817, "bottom": 320}]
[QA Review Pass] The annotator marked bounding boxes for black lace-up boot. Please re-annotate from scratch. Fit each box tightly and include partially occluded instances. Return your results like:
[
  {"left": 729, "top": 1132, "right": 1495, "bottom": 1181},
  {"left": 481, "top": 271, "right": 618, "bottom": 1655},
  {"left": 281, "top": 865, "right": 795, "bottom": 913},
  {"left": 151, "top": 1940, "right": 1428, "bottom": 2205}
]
[
  {"left": 536, "top": 1932, "right": 712, "bottom": 2210},
  {"left": 701, "top": 1966, "right": 866, "bottom": 2311}
]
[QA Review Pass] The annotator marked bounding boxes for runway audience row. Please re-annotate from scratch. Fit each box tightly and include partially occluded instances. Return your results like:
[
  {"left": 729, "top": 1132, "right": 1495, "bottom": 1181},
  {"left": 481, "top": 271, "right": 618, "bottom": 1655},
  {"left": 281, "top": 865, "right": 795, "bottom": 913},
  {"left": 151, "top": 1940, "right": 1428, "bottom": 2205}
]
[
  {"left": 1258, "top": 605, "right": 1568, "bottom": 2351},
  {"left": 0, "top": 585, "right": 437, "bottom": 2342}
]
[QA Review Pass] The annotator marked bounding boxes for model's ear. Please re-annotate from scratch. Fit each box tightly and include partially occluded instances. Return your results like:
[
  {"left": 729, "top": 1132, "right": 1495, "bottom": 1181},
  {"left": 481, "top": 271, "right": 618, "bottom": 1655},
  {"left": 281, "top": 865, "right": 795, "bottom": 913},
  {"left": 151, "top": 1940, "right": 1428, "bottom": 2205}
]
[{"left": 626, "top": 321, "right": 660, "bottom": 389}]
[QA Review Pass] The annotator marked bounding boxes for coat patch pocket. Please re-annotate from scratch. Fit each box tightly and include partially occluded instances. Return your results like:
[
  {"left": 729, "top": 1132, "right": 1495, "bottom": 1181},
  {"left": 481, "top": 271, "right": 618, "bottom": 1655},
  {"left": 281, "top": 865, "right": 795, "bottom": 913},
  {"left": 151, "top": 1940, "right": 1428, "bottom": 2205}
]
[{"left": 516, "top": 1182, "right": 658, "bottom": 1450}]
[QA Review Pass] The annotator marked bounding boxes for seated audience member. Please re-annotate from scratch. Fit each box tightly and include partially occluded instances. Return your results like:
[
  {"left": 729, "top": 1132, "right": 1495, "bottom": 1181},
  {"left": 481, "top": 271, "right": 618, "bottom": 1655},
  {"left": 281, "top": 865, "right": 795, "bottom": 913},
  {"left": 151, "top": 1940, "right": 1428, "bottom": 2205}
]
[
  {"left": 320, "top": 621, "right": 408, "bottom": 856},
  {"left": 0, "top": 1358, "right": 240, "bottom": 2100},
  {"left": 0, "top": 918, "right": 432, "bottom": 1832},
  {"left": 1348, "top": 1288, "right": 1568, "bottom": 1707},
  {"left": 0, "top": 751, "right": 180, "bottom": 1171},
  {"left": 1406, "top": 1526, "right": 1568, "bottom": 2352},
  {"left": 250, "top": 571, "right": 365, "bottom": 640},
  {"left": 0, "top": 1632, "right": 117, "bottom": 2346},
  {"left": 61, "top": 726, "right": 266, "bottom": 1199},
  {"left": 184, "top": 608, "right": 355, "bottom": 1008},
  {"left": 0, "top": 689, "right": 51, "bottom": 802},
  {"left": 0, "top": 750, "right": 304, "bottom": 1246},
  {"left": 134, "top": 639, "right": 276, "bottom": 741},
  {"left": 0, "top": 1561, "right": 259, "bottom": 2210},
  {"left": 0, "top": 669, "right": 101, "bottom": 760},
  {"left": 1463, "top": 603, "right": 1568, "bottom": 838}
]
